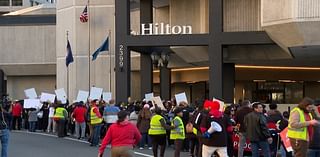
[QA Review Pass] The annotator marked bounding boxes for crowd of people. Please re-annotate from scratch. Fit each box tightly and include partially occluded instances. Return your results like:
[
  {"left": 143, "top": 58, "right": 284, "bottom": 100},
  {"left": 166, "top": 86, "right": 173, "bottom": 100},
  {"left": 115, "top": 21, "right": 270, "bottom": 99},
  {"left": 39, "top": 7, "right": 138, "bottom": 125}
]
[{"left": 2, "top": 96, "right": 320, "bottom": 157}]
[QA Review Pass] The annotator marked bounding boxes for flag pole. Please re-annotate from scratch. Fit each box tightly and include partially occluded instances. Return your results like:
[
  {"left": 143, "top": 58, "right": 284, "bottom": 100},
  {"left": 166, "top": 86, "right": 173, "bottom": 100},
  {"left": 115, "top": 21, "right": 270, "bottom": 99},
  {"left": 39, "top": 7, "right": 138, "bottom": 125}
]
[
  {"left": 108, "top": 30, "right": 112, "bottom": 93},
  {"left": 66, "top": 30, "right": 70, "bottom": 99},
  {"left": 87, "top": 0, "right": 91, "bottom": 91}
]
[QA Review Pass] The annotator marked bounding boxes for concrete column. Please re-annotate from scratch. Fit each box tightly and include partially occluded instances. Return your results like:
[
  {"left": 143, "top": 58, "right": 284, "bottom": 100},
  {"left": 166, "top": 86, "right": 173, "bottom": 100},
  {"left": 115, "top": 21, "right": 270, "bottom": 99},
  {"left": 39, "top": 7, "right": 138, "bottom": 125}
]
[
  {"left": 140, "top": 54, "right": 153, "bottom": 100},
  {"left": 115, "top": 0, "right": 131, "bottom": 103},
  {"left": 160, "top": 67, "right": 171, "bottom": 100},
  {"left": 56, "top": 0, "right": 115, "bottom": 101},
  {"left": 223, "top": 63, "right": 235, "bottom": 103},
  {"left": 140, "top": 0, "right": 153, "bottom": 100},
  {"left": 208, "top": 0, "right": 223, "bottom": 100}
]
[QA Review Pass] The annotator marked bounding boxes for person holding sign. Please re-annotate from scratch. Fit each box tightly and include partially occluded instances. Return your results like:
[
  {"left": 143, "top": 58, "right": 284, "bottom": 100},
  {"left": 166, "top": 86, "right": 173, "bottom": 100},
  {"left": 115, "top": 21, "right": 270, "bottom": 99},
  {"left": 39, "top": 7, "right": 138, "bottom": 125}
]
[{"left": 288, "top": 97, "right": 320, "bottom": 157}]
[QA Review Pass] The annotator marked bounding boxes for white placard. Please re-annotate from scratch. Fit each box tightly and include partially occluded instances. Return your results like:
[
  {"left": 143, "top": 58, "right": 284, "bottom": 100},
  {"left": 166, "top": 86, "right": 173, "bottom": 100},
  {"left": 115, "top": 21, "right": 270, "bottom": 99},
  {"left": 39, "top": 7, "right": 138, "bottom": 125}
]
[
  {"left": 213, "top": 97, "right": 225, "bottom": 112},
  {"left": 55, "top": 88, "right": 67, "bottom": 103},
  {"left": 145, "top": 93, "right": 154, "bottom": 102},
  {"left": 24, "top": 88, "right": 37, "bottom": 99},
  {"left": 175, "top": 92, "right": 188, "bottom": 105},
  {"left": 152, "top": 96, "right": 165, "bottom": 110},
  {"left": 103, "top": 92, "right": 112, "bottom": 102},
  {"left": 24, "top": 99, "right": 41, "bottom": 109},
  {"left": 89, "top": 87, "right": 103, "bottom": 100},
  {"left": 40, "top": 93, "right": 56, "bottom": 103},
  {"left": 76, "top": 90, "right": 89, "bottom": 103}
]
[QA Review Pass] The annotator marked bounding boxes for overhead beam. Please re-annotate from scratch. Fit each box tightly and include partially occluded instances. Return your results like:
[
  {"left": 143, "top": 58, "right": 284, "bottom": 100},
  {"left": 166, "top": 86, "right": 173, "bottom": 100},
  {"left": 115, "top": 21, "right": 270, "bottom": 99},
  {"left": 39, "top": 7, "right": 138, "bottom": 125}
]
[
  {"left": 221, "top": 31, "right": 274, "bottom": 45},
  {"left": 126, "top": 34, "right": 209, "bottom": 46}
]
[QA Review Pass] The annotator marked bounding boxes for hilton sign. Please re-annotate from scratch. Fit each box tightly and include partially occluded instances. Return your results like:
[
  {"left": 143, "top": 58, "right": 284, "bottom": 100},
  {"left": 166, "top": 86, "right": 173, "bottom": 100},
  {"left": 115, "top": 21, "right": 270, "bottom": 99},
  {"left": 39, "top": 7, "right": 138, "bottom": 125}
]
[{"left": 139, "top": 23, "right": 192, "bottom": 35}]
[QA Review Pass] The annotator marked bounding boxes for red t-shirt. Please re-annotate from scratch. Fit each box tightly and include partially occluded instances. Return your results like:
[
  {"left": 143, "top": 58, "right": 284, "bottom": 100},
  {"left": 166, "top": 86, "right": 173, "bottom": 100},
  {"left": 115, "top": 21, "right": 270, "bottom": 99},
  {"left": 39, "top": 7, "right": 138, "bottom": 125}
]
[
  {"left": 99, "top": 122, "right": 142, "bottom": 154},
  {"left": 12, "top": 103, "right": 22, "bottom": 117},
  {"left": 72, "top": 106, "right": 87, "bottom": 123}
]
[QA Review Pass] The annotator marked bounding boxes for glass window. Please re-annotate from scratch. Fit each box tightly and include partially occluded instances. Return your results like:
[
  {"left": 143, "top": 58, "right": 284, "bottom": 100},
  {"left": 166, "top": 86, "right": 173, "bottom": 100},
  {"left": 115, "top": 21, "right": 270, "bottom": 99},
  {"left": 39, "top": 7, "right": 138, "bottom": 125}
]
[
  {"left": 0, "top": 0, "right": 9, "bottom": 6},
  {"left": 285, "top": 82, "right": 303, "bottom": 104},
  {"left": 12, "top": 0, "right": 22, "bottom": 6}
]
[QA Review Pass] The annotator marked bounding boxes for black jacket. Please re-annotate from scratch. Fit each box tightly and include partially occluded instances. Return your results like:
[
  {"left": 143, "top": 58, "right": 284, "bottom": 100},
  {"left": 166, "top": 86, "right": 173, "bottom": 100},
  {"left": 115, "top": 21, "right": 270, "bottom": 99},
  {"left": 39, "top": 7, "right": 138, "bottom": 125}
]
[
  {"left": 235, "top": 106, "right": 252, "bottom": 132},
  {"left": 244, "top": 111, "right": 270, "bottom": 142},
  {"left": 309, "top": 111, "right": 320, "bottom": 149}
]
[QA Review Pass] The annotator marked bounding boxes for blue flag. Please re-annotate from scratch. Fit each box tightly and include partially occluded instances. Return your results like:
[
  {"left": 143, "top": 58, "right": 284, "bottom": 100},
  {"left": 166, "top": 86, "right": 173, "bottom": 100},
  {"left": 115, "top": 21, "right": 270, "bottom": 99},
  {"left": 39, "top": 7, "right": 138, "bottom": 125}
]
[
  {"left": 66, "top": 39, "right": 74, "bottom": 67},
  {"left": 92, "top": 37, "right": 109, "bottom": 61}
]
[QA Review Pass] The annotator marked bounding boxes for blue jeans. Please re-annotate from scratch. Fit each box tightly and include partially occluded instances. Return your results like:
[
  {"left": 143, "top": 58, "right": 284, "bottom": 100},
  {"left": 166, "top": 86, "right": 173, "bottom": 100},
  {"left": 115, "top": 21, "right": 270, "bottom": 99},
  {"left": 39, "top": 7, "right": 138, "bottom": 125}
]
[
  {"left": 0, "top": 129, "right": 9, "bottom": 157},
  {"left": 29, "top": 121, "right": 36, "bottom": 132},
  {"left": 92, "top": 124, "right": 102, "bottom": 146},
  {"left": 139, "top": 133, "right": 152, "bottom": 147},
  {"left": 308, "top": 149, "right": 320, "bottom": 157},
  {"left": 237, "top": 132, "right": 247, "bottom": 157},
  {"left": 251, "top": 141, "right": 271, "bottom": 157}
]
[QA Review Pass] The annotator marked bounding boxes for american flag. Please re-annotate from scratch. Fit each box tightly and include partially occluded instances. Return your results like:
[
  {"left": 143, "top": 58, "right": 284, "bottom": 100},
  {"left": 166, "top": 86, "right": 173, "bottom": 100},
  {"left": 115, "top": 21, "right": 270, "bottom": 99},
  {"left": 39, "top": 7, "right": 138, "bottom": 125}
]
[{"left": 80, "top": 5, "right": 88, "bottom": 23}]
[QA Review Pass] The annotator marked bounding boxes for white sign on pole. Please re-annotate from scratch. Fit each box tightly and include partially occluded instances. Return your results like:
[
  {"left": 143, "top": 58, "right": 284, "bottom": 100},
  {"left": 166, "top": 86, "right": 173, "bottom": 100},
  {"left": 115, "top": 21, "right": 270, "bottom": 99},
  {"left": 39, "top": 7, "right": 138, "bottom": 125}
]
[
  {"left": 24, "top": 99, "right": 41, "bottom": 109},
  {"left": 175, "top": 92, "right": 188, "bottom": 105},
  {"left": 40, "top": 93, "right": 56, "bottom": 103},
  {"left": 55, "top": 88, "right": 67, "bottom": 103},
  {"left": 152, "top": 96, "right": 165, "bottom": 110},
  {"left": 103, "top": 92, "right": 112, "bottom": 102},
  {"left": 89, "top": 87, "right": 103, "bottom": 100},
  {"left": 24, "top": 88, "right": 37, "bottom": 99},
  {"left": 145, "top": 93, "right": 154, "bottom": 102},
  {"left": 76, "top": 90, "right": 89, "bottom": 103}
]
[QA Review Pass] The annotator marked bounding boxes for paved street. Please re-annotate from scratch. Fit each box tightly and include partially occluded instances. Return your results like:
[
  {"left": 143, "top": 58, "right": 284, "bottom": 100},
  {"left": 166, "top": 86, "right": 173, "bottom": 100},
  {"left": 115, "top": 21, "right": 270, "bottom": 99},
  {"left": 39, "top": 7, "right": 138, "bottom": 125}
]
[{"left": 8, "top": 131, "right": 190, "bottom": 157}]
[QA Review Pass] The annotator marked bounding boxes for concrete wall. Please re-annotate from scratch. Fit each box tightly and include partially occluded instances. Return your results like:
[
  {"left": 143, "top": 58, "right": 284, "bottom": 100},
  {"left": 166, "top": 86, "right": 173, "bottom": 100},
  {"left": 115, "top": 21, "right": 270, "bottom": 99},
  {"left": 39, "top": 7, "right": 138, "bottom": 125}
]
[
  {"left": 7, "top": 75, "right": 55, "bottom": 100},
  {"left": 0, "top": 25, "right": 55, "bottom": 64},
  {"left": 224, "top": 0, "right": 262, "bottom": 32},
  {"left": 56, "top": 0, "right": 115, "bottom": 101}
]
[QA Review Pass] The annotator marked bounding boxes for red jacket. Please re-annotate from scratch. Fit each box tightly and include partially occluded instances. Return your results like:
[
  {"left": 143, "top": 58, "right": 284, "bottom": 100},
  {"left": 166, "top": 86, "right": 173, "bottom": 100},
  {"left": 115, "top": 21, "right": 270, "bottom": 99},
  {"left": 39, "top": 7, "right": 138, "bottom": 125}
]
[
  {"left": 99, "top": 121, "right": 141, "bottom": 154},
  {"left": 72, "top": 106, "right": 87, "bottom": 123},
  {"left": 12, "top": 103, "right": 22, "bottom": 117}
]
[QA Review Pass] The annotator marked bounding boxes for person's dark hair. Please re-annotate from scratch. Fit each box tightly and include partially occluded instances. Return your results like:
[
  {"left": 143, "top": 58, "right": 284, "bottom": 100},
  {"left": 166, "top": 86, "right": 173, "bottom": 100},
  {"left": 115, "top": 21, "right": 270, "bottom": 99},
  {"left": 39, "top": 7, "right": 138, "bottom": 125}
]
[
  {"left": 283, "top": 111, "right": 289, "bottom": 119},
  {"left": 241, "top": 100, "right": 251, "bottom": 107},
  {"left": 117, "top": 110, "right": 129, "bottom": 124},
  {"left": 224, "top": 106, "right": 234, "bottom": 115},
  {"left": 269, "top": 102, "right": 278, "bottom": 110},
  {"left": 252, "top": 102, "right": 262, "bottom": 109},
  {"left": 298, "top": 97, "right": 314, "bottom": 112},
  {"left": 314, "top": 98, "right": 320, "bottom": 106},
  {"left": 154, "top": 107, "right": 162, "bottom": 115}
]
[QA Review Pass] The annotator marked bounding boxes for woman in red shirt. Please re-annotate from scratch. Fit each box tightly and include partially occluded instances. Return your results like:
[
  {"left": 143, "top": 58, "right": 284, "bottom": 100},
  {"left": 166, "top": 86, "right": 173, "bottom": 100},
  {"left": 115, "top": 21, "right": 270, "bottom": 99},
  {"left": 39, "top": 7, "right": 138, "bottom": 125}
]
[{"left": 98, "top": 110, "right": 142, "bottom": 157}]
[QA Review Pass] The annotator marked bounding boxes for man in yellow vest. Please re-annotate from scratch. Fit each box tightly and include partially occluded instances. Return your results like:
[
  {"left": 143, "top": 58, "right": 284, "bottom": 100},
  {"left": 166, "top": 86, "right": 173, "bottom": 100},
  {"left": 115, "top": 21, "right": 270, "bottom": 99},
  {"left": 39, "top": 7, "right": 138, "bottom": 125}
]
[
  {"left": 53, "top": 103, "right": 68, "bottom": 137},
  {"left": 170, "top": 107, "right": 185, "bottom": 157},
  {"left": 89, "top": 100, "right": 103, "bottom": 146},
  {"left": 148, "top": 107, "right": 173, "bottom": 157},
  {"left": 288, "top": 97, "right": 320, "bottom": 157}
]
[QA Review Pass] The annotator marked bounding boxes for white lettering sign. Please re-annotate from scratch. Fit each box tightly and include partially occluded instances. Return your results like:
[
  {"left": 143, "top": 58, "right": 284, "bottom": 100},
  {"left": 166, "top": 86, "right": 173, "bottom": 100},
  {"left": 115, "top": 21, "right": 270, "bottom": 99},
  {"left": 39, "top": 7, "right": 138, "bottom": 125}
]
[{"left": 141, "top": 23, "right": 192, "bottom": 35}]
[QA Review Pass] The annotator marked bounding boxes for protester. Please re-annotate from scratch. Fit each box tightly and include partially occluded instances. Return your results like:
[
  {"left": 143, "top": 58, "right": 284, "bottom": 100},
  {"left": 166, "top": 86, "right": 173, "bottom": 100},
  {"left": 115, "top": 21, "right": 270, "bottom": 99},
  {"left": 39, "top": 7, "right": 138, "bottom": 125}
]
[
  {"left": 89, "top": 100, "right": 103, "bottom": 146},
  {"left": 11, "top": 100, "right": 22, "bottom": 130},
  {"left": 98, "top": 110, "right": 141, "bottom": 157},
  {"left": 137, "top": 104, "right": 152, "bottom": 150},
  {"left": 53, "top": 103, "right": 68, "bottom": 137},
  {"left": 234, "top": 100, "right": 252, "bottom": 157},
  {"left": 244, "top": 102, "right": 272, "bottom": 157},
  {"left": 148, "top": 107, "right": 172, "bottom": 157},
  {"left": 224, "top": 105, "right": 236, "bottom": 157},
  {"left": 103, "top": 99, "right": 120, "bottom": 130},
  {"left": 170, "top": 107, "right": 185, "bottom": 157},
  {"left": 72, "top": 102, "right": 87, "bottom": 139},
  {"left": 288, "top": 97, "right": 319, "bottom": 157},
  {"left": 0, "top": 103, "right": 10, "bottom": 157},
  {"left": 307, "top": 99, "right": 320, "bottom": 157},
  {"left": 28, "top": 108, "right": 38, "bottom": 132},
  {"left": 47, "top": 103, "right": 56, "bottom": 133},
  {"left": 200, "top": 100, "right": 228, "bottom": 157}
]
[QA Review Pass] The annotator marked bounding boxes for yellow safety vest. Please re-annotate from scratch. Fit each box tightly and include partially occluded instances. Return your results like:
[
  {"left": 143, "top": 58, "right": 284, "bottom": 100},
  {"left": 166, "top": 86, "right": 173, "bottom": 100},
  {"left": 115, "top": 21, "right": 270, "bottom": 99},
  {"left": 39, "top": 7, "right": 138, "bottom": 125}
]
[
  {"left": 90, "top": 107, "right": 103, "bottom": 125},
  {"left": 288, "top": 107, "right": 313, "bottom": 141},
  {"left": 148, "top": 115, "right": 166, "bottom": 135},
  {"left": 170, "top": 116, "right": 185, "bottom": 140},
  {"left": 54, "top": 107, "right": 66, "bottom": 119}
]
